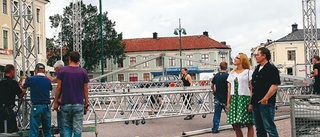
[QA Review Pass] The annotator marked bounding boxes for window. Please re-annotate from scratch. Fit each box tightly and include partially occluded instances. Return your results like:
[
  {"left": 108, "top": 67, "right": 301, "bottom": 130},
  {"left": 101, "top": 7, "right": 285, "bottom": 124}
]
[
  {"left": 287, "top": 50, "right": 295, "bottom": 60},
  {"left": 156, "top": 57, "right": 163, "bottom": 67},
  {"left": 129, "top": 73, "right": 138, "bottom": 82},
  {"left": 186, "top": 55, "right": 193, "bottom": 66},
  {"left": 14, "top": 32, "right": 19, "bottom": 48},
  {"left": 143, "top": 73, "right": 150, "bottom": 81},
  {"left": 27, "top": 37, "right": 32, "bottom": 51},
  {"left": 143, "top": 56, "right": 149, "bottom": 68},
  {"left": 3, "top": 30, "right": 7, "bottom": 49},
  {"left": 272, "top": 51, "right": 275, "bottom": 62},
  {"left": 37, "top": 37, "right": 40, "bottom": 54},
  {"left": 201, "top": 54, "right": 209, "bottom": 65},
  {"left": 169, "top": 57, "right": 175, "bottom": 66},
  {"left": 117, "top": 61, "right": 123, "bottom": 68},
  {"left": 2, "top": 0, "right": 7, "bottom": 14},
  {"left": 13, "top": 1, "right": 18, "bottom": 15},
  {"left": 130, "top": 57, "right": 136, "bottom": 65},
  {"left": 36, "top": 8, "right": 40, "bottom": 23},
  {"left": 118, "top": 74, "right": 124, "bottom": 82},
  {"left": 104, "top": 58, "right": 108, "bottom": 69},
  {"left": 27, "top": 6, "right": 31, "bottom": 20}
]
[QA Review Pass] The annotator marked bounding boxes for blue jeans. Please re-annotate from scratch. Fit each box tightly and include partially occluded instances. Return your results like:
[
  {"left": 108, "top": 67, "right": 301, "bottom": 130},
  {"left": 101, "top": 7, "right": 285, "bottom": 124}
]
[
  {"left": 252, "top": 104, "right": 279, "bottom": 137},
  {"left": 212, "top": 99, "right": 226, "bottom": 131},
  {"left": 61, "top": 104, "right": 84, "bottom": 137},
  {"left": 57, "top": 110, "right": 64, "bottom": 137},
  {"left": 29, "top": 104, "right": 52, "bottom": 137}
]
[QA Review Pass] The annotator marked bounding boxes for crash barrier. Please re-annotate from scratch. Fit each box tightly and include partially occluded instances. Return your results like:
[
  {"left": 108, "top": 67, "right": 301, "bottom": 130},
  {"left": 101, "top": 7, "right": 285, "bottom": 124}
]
[
  {"left": 290, "top": 95, "right": 320, "bottom": 137},
  {"left": 84, "top": 86, "right": 214, "bottom": 125},
  {"left": 8, "top": 82, "right": 313, "bottom": 133}
]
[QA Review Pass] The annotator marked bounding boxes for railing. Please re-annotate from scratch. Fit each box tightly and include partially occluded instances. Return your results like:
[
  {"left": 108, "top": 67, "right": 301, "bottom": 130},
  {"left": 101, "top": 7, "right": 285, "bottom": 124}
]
[{"left": 15, "top": 81, "right": 313, "bottom": 130}]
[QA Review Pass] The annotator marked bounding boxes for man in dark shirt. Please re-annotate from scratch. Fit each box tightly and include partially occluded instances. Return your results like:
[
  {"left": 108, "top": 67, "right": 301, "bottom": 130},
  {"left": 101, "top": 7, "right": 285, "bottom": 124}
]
[
  {"left": 312, "top": 55, "right": 320, "bottom": 94},
  {"left": 211, "top": 62, "right": 228, "bottom": 133},
  {"left": 0, "top": 64, "right": 24, "bottom": 133},
  {"left": 251, "top": 47, "right": 280, "bottom": 137},
  {"left": 22, "top": 63, "right": 52, "bottom": 137}
]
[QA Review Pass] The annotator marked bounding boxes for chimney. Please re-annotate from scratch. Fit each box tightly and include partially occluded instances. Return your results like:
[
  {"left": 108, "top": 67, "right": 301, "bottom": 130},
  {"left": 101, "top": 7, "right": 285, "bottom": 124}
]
[
  {"left": 220, "top": 41, "right": 226, "bottom": 45},
  {"left": 203, "top": 31, "right": 209, "bottom": 36},
  {"left": 292, "top": 23, "right": 298, "bottom": 32},
  {"left": 153, "top": 32, "right": 158, "bottom": 39}
]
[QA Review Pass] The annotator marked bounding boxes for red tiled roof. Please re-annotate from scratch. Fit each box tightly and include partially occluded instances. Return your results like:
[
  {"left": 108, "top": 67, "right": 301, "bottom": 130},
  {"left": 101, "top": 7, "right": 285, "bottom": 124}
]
[{"left": 122, "top": 35, "right": 230, "bottom": 52}]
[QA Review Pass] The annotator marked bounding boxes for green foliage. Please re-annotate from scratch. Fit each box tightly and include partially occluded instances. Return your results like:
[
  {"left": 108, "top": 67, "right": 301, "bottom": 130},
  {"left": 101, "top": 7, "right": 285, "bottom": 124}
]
[{"left": 48, "top": 2, "right": 126, "bottom": 71}]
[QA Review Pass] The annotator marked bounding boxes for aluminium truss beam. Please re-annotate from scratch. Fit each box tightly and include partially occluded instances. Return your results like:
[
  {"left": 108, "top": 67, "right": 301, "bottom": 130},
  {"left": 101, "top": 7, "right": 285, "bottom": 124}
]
[
  {"left": 302, "top": 0, "right": 318, "bottom": 78},
  {"left": 72, "top": 0, "right": 82, "bottom": 66}
]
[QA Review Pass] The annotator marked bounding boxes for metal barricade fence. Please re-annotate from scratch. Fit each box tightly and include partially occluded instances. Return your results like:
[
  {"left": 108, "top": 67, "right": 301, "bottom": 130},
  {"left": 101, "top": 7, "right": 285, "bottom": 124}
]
[
  {"left": 290, "top": 95, "right": 320, "bottom": 137},
  {"left": 14, "top": 81, "right": 313, "bottom": 131}
]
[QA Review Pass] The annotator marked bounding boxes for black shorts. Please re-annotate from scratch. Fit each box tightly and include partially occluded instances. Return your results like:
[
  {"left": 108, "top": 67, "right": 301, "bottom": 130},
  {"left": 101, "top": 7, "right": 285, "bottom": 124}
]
[{"left": 313, "top": 83, "right": 320, "bottom": 94}]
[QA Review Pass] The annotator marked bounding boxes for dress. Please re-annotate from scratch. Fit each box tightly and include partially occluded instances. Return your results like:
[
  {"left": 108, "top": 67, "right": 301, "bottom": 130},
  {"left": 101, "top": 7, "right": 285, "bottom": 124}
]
[{"left": 227, "top": 71, "right": 253, "bottom": 126}]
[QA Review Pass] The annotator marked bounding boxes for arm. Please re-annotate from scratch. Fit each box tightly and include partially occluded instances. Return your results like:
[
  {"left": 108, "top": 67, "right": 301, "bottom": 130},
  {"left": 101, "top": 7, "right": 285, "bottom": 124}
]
[
  {"left": 314, "top": 68, "right": 318, "bottom": 77},
  {"left": 46, "top": 74, "right": 58, "bottom": 83},
  {"left": 259, "top": 85, "right": 278, "bottom": 104},
  {"left": 83, "top": 83, "right": 89, "bottom": 105},
  {"left": 83, "top": 83, "right": 89, "bottom": 114},
  {"left": 211, "top": 83, "right": 215, "bottom": 93},
  {"left": 226, "top": 82, "right": 231, "bottom": 110},
  {"left": 53, "top": 80, "right": 62, "bottom": 110},
  {"left": 20, "top": 88, "right": 27, "bottom": 99}
]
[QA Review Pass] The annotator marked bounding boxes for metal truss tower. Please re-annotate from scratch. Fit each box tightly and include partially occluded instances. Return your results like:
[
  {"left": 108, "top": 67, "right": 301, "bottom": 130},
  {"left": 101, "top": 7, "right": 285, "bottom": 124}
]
[
  {"left": 302, "top": 0, "right": 318, "bottom": 77},
  {"left": 73, "top": 0, "right": 82, "bottom": 66},
  {"left": 11, "top": 0, "right": 37, "bottom": 129},
  {"left": 11, "top": 0, "right": 38, "bottom": 79}
]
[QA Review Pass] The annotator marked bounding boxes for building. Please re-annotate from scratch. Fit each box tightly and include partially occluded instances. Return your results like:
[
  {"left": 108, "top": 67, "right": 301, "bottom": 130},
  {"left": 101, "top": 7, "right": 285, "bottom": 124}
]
[
  {"left": 251, "top": 23, "right": 320, "bottom": 77},
  {"left": 91, "top": 31, "right": 231, "bottom": 82},
  {"left": 0, "top": 0, "right": 49, "bottom": 73}
]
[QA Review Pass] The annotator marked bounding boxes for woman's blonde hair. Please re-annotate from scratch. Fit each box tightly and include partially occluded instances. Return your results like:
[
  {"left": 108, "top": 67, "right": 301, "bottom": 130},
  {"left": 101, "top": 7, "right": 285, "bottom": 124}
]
[{"left": 236, "top": 53, "right": 251, "bottom": 70}]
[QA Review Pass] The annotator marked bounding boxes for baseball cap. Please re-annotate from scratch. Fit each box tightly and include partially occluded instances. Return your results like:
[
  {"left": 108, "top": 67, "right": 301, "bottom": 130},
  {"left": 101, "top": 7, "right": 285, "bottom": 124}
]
[{"left": 35, "top": 63, "right": 45, "bottom": 69}]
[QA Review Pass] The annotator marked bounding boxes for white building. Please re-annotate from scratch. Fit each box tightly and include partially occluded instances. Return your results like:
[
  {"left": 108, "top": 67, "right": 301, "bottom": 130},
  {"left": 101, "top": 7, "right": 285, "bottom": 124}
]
[
  {"left": 91, "top": 32, "right": 232, "bottom": 82},
  {"left": 251, "top": 23, "right": 319, "bottom": 77}
]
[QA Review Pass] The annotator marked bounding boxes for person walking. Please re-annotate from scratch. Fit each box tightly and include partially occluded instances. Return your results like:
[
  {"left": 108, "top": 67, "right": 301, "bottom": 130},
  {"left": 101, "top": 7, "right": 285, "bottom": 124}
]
[
  {"left": 251, "top": 47, "right": 280, "bottom": 137},
  {"left": 211, "top": 61, "right": 229, "bottom": 133},
  {"left": 312, "top": 55, "right": 320, "bottom": 94},
  {"left": 53, "top": 51, "right": 89, "bottom": 137},
  {"left": 46, "top": 60, "right": 64, "bottom": 136},
  {"left": 0, "top": 64, "right": 24, "bottom": 133},
  {"left": 22, "top": 63, "right": 52, "bottom": 137},
  {"left": 181, "top": 67, "right": 195, "bottom": 120},
  {"left": 226, "top": 53, "right": 254, "bottom": 137}
]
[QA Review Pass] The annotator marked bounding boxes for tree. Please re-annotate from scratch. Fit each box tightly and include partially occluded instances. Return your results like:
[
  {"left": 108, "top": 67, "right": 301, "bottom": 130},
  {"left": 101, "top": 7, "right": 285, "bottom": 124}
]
[{"left": 48, "top": 2, "right": 126, "bottom": 71}]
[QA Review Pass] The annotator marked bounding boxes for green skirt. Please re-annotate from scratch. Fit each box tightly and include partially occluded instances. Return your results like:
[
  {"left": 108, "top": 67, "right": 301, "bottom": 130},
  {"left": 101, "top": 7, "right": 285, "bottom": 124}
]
[{"left": 227, "top": 80, "right": 253, "bottom": 125}]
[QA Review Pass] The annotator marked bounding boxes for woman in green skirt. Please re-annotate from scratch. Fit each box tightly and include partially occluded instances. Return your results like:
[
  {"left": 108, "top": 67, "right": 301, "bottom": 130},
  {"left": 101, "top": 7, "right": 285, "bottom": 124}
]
[{"left": 226, "top": 53, "right": 254, "bottom": 137}]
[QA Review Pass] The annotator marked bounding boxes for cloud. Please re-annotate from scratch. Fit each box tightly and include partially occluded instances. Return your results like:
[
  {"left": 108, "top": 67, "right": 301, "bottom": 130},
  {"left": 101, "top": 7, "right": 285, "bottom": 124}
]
[{"left": 45, "top": 0, "right": 317, "bottom": 58}]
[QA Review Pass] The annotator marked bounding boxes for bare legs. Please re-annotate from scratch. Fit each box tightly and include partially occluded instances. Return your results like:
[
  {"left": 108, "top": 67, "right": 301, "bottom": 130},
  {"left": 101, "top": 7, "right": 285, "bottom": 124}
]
[{"left": 232, "top": 123, "right": 254, "bottom": 137}]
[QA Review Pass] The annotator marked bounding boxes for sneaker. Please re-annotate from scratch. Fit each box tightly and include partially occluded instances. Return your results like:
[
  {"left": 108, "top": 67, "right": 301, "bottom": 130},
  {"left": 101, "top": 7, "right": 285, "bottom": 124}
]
[{"left": 212, "top": 129, "right": 220, "bottom": 133}]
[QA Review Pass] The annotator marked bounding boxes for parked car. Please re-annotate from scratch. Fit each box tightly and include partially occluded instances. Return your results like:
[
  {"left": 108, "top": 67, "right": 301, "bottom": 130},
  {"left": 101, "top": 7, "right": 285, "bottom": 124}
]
[{"left": 140, "top": 75, "right": 180, "bottom": 88}]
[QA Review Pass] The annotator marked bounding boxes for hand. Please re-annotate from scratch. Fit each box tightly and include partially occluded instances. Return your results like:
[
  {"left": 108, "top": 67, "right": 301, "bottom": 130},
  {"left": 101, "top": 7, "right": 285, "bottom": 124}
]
[
  {"left": 258, "top": 98, "right": 268, "bottom": 105},
  {"left": 84, "top": 103, "right": 90, "bottom": 115},
  {"left": 53, "top": 102, "right": 60, "bottom": 111},
  {"left": 248, "top": 104, "right": 252, "bottom": 113},
  {"left": 226, "top": 104, "right": 230, "bottom": 111}
]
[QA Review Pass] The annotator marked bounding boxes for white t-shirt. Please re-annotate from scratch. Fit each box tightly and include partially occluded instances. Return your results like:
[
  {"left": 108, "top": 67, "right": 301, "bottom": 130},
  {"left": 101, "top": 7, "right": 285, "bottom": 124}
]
[{"left": 227, "top": 69, "right": 252, "bottom": 96}]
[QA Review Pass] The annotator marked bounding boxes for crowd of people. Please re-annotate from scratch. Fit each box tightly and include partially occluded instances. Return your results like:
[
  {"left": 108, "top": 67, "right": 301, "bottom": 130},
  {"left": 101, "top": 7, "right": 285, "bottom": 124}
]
[
  {"left": 0, "top": 51, "right": 89, "bottom": 137},
  {"left": 0, "top": 47, "right": 308, "bottom": 137},
  {"left": 210, "top": 47, "right": 281, "bottom": 137}
]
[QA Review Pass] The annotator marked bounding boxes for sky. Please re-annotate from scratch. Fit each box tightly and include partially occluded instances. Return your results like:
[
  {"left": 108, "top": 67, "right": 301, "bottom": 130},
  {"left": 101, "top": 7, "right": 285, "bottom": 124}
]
[{"left": 45, "top": 0, "right": 317, "bottom": 58}]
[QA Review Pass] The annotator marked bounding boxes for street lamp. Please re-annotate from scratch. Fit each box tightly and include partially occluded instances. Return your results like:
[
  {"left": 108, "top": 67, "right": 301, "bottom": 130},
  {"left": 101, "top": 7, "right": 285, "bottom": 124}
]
[{"left": 174, "top": 18, "right": 187, "bottom": 72}]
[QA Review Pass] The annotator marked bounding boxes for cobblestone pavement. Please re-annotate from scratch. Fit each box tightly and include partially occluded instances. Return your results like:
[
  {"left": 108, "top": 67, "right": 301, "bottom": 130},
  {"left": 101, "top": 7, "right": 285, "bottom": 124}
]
[{"left": 79, "top": 106, "right": 291, "bottom": 137}]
